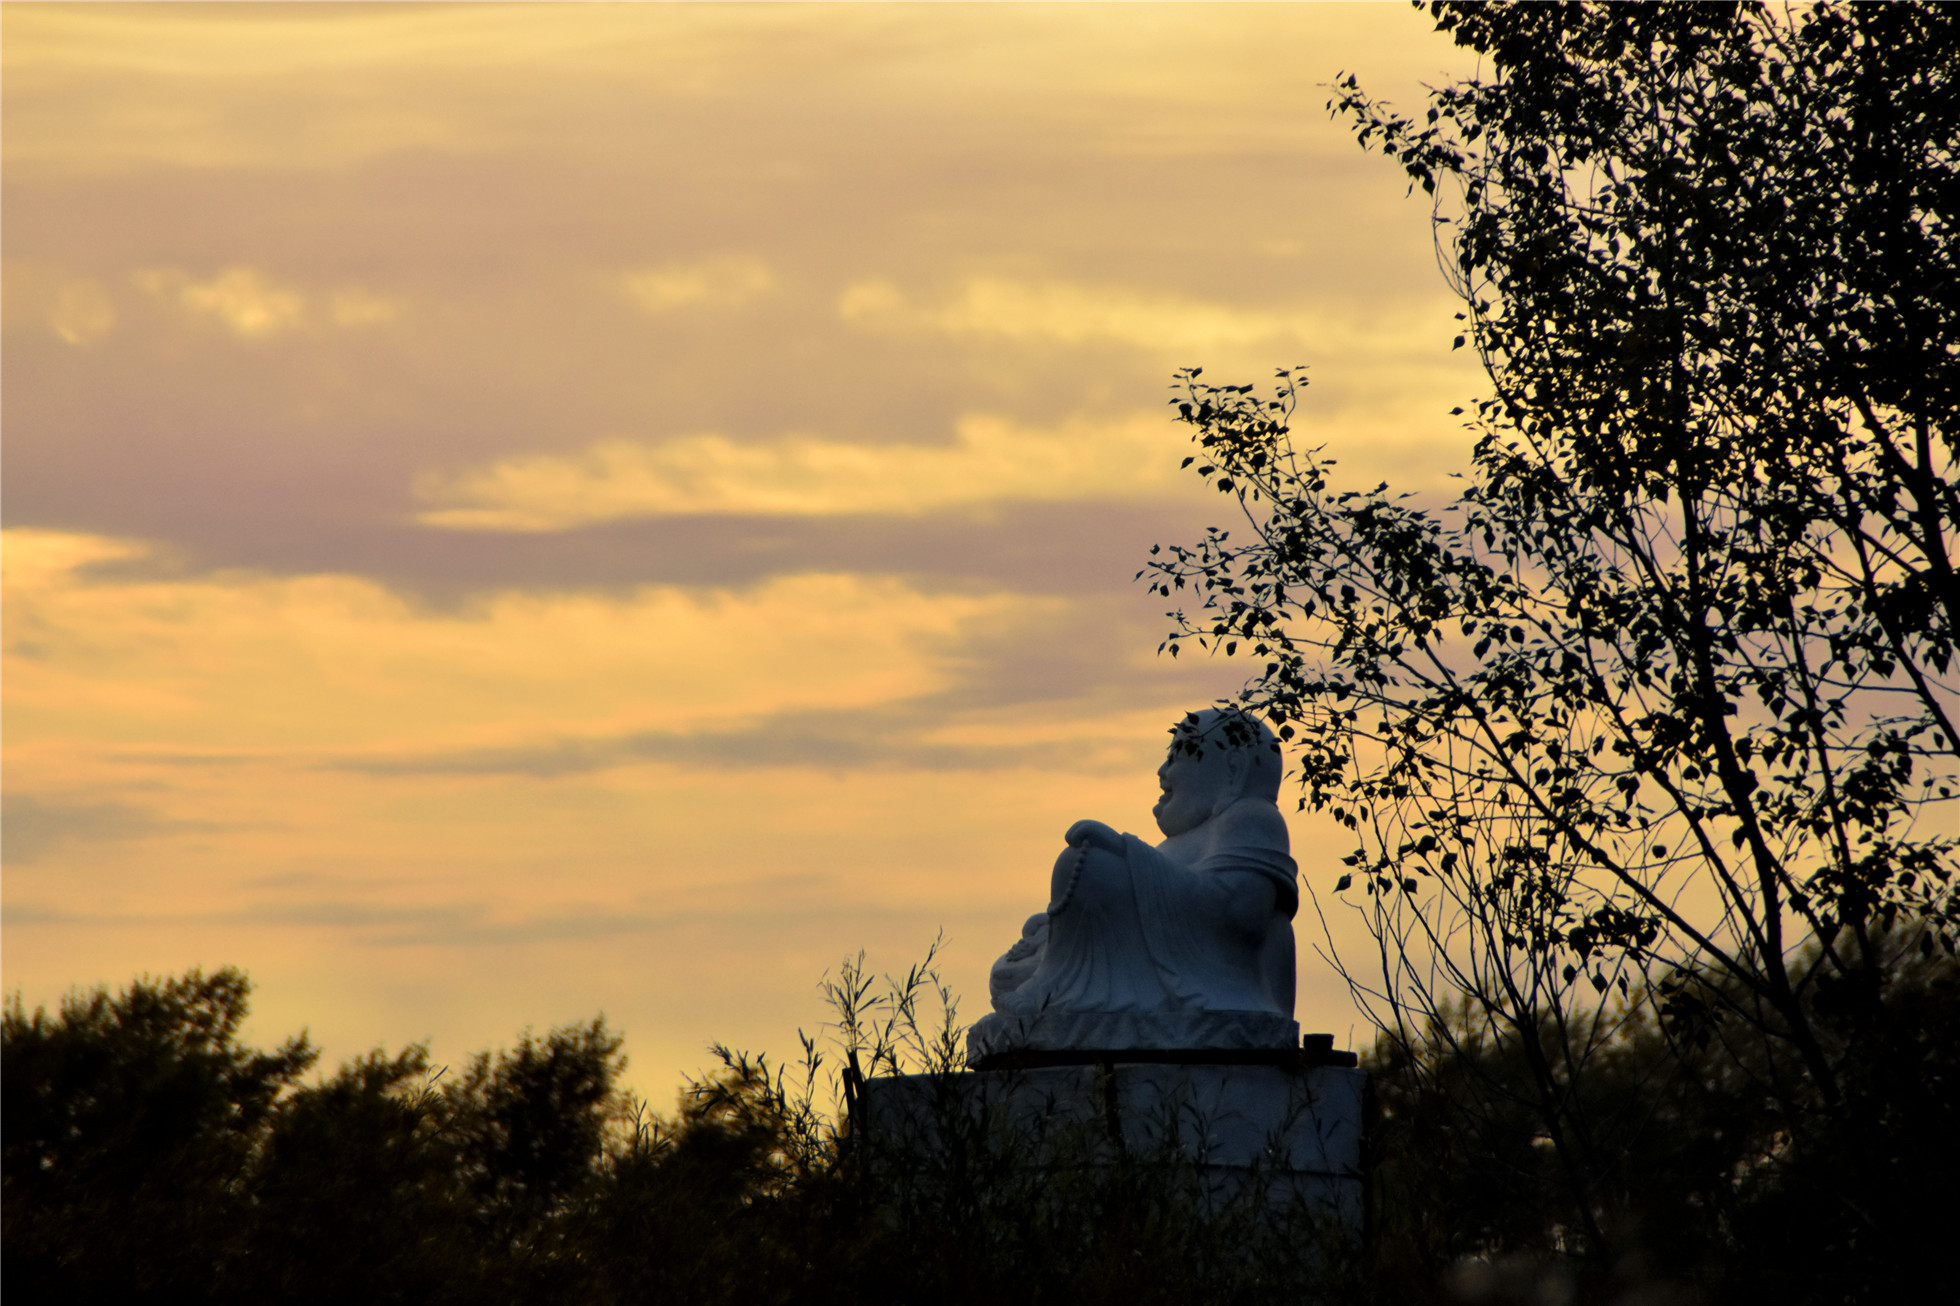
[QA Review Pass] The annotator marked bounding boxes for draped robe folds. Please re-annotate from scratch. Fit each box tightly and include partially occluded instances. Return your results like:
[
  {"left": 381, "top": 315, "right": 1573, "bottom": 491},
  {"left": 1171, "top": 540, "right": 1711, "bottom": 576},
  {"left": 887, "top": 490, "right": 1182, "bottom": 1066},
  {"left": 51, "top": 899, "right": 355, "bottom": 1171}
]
[{"left": 995, "top": 812, "right": 1299, "bottom": 1021}]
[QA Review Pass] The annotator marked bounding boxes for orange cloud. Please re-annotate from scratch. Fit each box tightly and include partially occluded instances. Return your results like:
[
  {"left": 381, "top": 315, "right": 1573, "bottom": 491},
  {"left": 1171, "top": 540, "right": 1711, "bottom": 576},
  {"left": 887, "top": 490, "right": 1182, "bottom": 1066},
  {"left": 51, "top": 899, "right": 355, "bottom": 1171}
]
[
  {"left": 413, "top": 412, "right": 1190, "bottom": 531},
  {"left": 3, "top": 530, "right": 1044, "bottom": 753},
  {"left": 133, "top": 267, "right": 304, "bottom": 338},
  {"left": 0, "top": 0, "right": 1476, "bottom": 1105},
  {"left": 836, "top": 273, "right": 1474, "bottom": 361},
  {"left": 49, "top": 278, "right": 118, "bottom": 345},
  {"left": 3, "top": 527, "right": 1301, "bottom": 1102},
  {"left": 130, "top": 266, "right": 401, "bottom": 339},
  {"left": 841, "top": 275, "right": 1319, "bottom": 354},
  {"left": 623, "top": 257, "right": 775, "bottom": 314}
]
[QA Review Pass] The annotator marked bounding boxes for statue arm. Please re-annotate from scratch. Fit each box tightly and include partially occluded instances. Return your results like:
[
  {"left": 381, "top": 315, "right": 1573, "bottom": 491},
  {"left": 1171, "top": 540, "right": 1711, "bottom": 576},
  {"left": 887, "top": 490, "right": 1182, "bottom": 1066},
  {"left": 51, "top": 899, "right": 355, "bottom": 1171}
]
[
  {"left": 1065, "top": 819, "right": 1124, "bottom": 853},
  {"left": 1048, "top": 819, "right": 1124, "bottom": 910}
]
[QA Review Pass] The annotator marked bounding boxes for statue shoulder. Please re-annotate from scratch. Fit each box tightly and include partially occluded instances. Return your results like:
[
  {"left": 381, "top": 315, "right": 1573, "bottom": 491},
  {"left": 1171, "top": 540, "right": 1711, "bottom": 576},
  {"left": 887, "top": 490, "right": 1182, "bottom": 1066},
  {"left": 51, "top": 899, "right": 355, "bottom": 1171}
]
[{"left": 1215, "top": 797, "right": 1290, "bottom": 853}]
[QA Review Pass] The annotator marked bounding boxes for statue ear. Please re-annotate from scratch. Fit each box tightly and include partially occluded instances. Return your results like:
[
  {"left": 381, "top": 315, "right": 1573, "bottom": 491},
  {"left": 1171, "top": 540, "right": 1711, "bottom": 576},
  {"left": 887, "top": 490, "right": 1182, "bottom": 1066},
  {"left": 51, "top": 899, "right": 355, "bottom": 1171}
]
[{"left": 1211, "top": 752, "right": 1249, "bottom": 816}]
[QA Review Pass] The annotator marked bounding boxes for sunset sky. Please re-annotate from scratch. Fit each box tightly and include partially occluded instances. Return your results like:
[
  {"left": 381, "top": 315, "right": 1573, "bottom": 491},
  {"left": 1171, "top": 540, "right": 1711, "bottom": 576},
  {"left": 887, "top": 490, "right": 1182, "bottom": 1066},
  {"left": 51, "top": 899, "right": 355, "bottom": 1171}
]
[{"left": 2, "top": 2, "right": 1485, "bottom": 1107}]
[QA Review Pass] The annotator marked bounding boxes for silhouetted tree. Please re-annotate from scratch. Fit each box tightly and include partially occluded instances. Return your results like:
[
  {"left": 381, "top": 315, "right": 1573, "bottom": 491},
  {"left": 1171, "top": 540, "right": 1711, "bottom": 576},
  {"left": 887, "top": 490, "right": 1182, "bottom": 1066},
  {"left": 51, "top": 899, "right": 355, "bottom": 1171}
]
[
  {"left": 3, "top": 970, "right": 635, "bottom": 1306},
  {"left": 446, "top": 1020, "right": 625, "bottom": 1237},
  {"left": 1147, "top": 2, "right": 1957, "bottom": 1298},
  {"left": 1364, "top": 936, "right": 1959, "bottom": 1303},
  {"left": 239, "top": 1046, "right": 477, "bottom": 1306},
  {"left": 3, "top": 968, "right": 314, "bottom": 1302}
]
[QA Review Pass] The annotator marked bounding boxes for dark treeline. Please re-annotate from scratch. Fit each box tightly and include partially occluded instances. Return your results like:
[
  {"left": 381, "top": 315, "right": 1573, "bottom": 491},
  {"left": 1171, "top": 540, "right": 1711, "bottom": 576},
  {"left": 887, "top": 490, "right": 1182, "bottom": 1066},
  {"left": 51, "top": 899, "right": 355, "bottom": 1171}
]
[
  {"left": 6, "top": 954, "right": 1955, "bottom": 1305},
  {"left": 2, "top": 965, "right": 1335, "bottom": 1306}
]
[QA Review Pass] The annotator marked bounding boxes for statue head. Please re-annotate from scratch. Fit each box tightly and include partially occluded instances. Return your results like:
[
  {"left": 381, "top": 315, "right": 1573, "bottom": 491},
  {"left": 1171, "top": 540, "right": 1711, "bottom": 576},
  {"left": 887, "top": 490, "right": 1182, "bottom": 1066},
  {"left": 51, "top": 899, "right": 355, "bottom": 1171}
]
[{"left": 1153, "top": 708, "right": 1284, "bottom": 836}]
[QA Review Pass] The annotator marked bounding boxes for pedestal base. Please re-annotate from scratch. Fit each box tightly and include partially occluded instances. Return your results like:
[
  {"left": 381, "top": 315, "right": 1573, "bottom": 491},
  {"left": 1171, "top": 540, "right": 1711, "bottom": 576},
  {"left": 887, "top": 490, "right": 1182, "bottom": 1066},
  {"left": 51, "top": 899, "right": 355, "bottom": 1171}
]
[
  {"left": 855, "top": 1061, "right": 1364, "bottom": 1236},
  {"left": 965, "top": 1009, "right": 1301, "bottom": 1068}
]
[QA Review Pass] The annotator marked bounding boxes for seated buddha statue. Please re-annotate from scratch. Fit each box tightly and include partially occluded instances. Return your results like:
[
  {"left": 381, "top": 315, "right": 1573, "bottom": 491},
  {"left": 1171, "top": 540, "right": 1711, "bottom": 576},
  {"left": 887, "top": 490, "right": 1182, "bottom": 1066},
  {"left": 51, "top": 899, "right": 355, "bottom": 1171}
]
[{"left": 967, "top": 708, "right": 1300, "bottom": 1065}]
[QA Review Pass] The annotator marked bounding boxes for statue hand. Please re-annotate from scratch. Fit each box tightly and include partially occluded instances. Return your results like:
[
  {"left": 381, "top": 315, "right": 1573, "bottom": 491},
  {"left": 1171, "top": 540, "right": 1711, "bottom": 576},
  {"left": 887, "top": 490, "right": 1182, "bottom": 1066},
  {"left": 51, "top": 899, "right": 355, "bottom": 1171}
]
[
  {"left": 1065, "top": 819, "right": 1124, "bottom": 852},
  {"left": 989, "top": 913, "right": 1049, "bottom": 1008}
]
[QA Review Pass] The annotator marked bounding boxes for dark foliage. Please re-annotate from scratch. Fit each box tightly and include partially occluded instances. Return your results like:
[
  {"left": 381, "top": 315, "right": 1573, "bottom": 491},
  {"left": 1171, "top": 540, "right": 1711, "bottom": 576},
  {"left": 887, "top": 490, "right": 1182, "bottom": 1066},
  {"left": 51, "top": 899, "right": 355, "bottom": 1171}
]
[
  {"left": 2, "top": 970, "right": 637, "bottom": 1306},
  {"left": 2, "top": 968, "right": 315, "bottom": 1303},
  {"left": 1366, "top": 941, "right": 1960, "bottom": 1304}
]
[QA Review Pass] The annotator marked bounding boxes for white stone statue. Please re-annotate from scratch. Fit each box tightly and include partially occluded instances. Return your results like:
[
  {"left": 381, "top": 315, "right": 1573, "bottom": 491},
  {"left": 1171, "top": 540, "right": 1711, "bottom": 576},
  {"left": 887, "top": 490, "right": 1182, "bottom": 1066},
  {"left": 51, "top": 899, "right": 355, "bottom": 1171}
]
[{"left": 967, "top": 709, "right": 1300, "bottom": 1065}]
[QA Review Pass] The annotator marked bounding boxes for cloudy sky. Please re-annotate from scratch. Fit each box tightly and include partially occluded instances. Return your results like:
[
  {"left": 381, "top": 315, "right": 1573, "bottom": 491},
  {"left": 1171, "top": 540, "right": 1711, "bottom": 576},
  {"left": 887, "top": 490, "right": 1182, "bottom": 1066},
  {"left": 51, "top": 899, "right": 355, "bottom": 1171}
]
[{"left": 3, "top": 2, "right": 1483, "bottom": 1106}]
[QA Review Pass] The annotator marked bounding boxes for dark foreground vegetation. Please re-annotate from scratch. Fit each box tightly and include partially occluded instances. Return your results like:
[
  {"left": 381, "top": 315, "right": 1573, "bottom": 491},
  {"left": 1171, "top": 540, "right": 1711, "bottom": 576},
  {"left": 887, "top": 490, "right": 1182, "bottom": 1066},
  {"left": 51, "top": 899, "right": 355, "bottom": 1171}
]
[
  {"left": 6, "top": 950, "right": 1955, "bottom": 1305},
  {"left": 2, "top": 961, "right": 1344, "bottom": 1306}
]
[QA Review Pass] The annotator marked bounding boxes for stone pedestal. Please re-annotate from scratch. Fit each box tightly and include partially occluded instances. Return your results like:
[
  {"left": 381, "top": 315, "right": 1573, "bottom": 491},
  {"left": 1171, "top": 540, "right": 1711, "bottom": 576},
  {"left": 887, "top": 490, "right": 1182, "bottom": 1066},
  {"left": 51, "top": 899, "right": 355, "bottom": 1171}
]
[
  {"left": 855, "top": 1060, "right": 1365, "bottom": 1236},
  {"left": 966, "top": 1010, "right": 1301, "bottom": 1067}
]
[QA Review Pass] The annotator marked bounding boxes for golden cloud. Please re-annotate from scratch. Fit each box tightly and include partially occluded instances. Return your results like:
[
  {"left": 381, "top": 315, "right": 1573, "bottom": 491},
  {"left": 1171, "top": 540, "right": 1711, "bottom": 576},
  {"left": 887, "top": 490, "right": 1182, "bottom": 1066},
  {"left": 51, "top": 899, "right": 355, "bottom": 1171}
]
[
  {"left": 0, "top": 0, "right": 1462, "bottom": 1113},
  {"left": 1, "top": 6, "right": 709, "bottom": 173},
  {"left": 622, "top": 257, "right": 775, "bottom": 315},
  {"left": 1, "top": 6, "right": 1387, "bottom": 177},
  {"left": 48, "top": 278, "right": 118, "bottom": 345},
  {"left": 130, "top": 266, "right": 401, "bottom": 338},
  {"left": 413, "top": 412, "right": 1188, "bottom": 532},
  {"left": 2, "top": 529, "right": 1048, "bottom": 753},
  {"left": 839, "top": 274, "right": 1414, "bottom": 358},
  {"left": 1, "top": 525, "right": 1356, "bottom": 1107},
  {"left": 133, "top": 266, "right": 305, "bottom": 338}
]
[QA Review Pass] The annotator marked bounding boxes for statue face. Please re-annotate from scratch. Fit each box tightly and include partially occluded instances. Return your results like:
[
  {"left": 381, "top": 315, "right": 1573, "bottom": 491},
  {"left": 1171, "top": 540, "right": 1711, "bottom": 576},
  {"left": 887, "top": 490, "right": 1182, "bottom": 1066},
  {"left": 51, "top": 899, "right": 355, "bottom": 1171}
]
[{"left": 1154, "top": 745, "right": 1235, "bottom": 837}]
